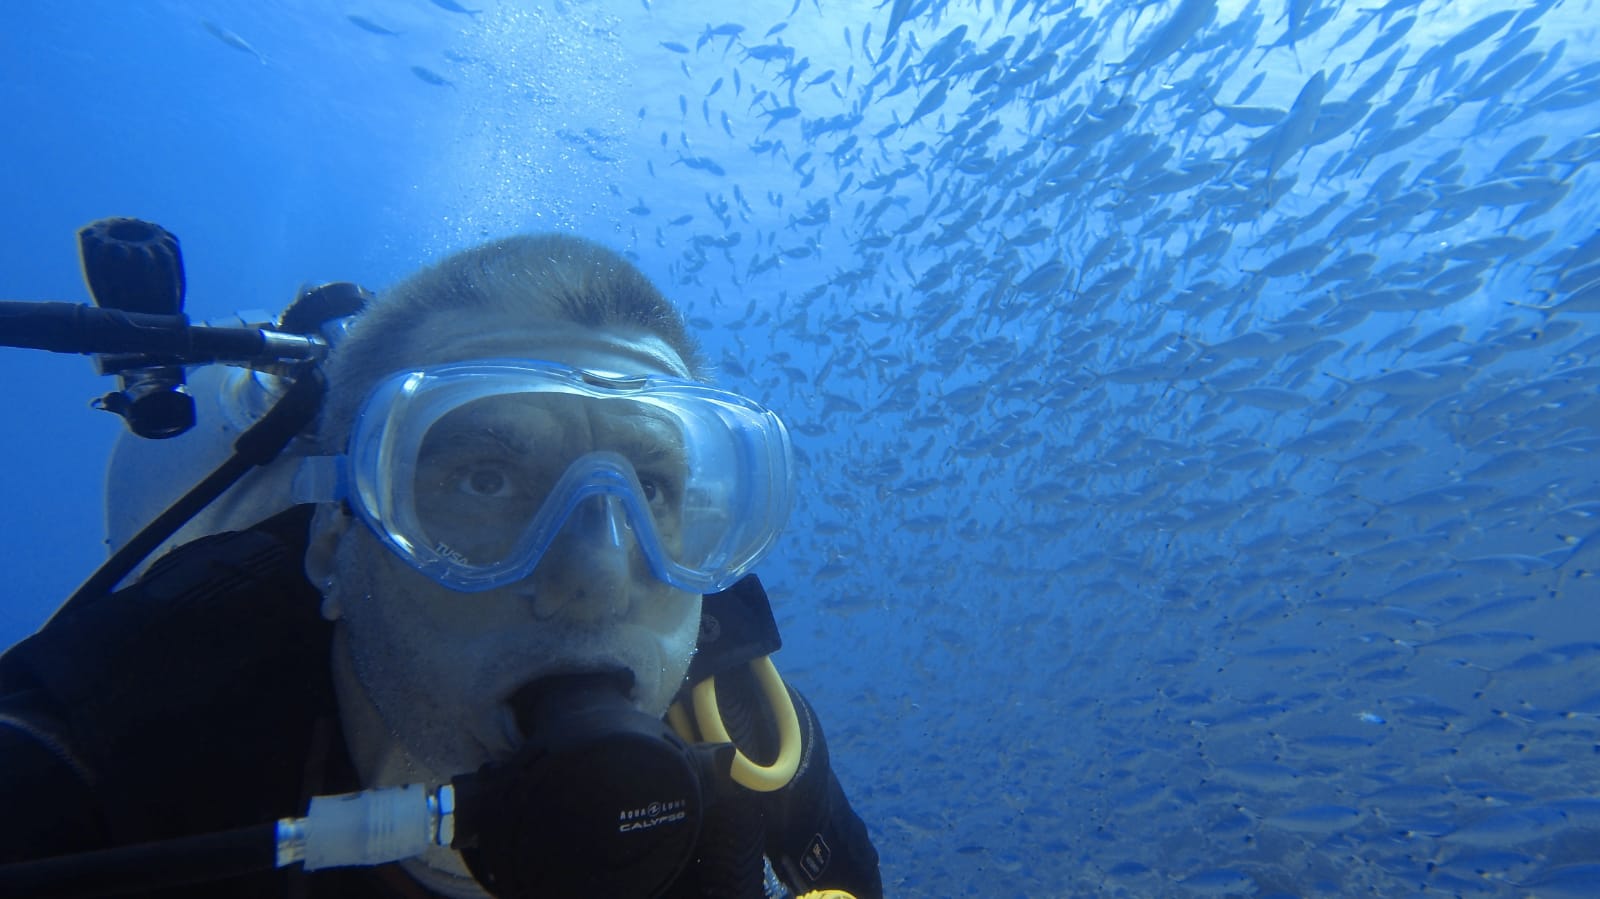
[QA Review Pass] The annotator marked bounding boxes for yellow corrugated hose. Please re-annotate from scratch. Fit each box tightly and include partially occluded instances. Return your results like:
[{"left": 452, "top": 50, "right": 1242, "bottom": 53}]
[{"left": 666, "top": 655, "right": 802, "bottom": 792}]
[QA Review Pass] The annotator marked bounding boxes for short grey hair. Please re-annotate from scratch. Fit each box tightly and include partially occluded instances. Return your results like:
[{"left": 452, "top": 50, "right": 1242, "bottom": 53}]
[{"left": 316, "top": 233, "right": 704, "bottom": 451}]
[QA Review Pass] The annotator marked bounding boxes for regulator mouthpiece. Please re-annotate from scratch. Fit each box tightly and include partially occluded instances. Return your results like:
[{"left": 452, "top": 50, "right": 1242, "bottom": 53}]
[{"left": 451, "top": 670, "right": 730, "bottom": 899}]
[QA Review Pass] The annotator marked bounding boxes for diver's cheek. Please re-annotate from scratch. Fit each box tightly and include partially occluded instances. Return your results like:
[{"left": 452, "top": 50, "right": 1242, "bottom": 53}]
[
  {"left": 631, "top": 584, "right": 700, "bottom": 636},
  {"left": 643, "top": 591, "right": 702, "bottom": 709}
]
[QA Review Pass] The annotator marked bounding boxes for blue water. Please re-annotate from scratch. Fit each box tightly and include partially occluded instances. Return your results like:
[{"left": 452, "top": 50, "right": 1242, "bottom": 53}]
[{"left": 4, "top": 0, "right": 1600, "bottom": 895}]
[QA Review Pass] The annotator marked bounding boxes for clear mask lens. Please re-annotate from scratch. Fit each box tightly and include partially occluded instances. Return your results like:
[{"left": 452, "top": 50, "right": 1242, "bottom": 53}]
[{"left": 322, "top": 359, "right": 793, "bottom": 594}]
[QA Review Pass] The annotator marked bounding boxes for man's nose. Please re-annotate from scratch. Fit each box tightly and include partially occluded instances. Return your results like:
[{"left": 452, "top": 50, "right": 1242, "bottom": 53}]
[{"left": 530, "top": 496, "right": 633, "bottom": 621}]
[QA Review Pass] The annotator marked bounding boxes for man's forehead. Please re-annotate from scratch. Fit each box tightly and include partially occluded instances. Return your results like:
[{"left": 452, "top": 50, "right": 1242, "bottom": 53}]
[
  {"left": 439, "top": 393, "right": 681, "bottom": 432},
  {"left": 420, "top": 407, "right": 682, "bottom": 470},
  {"left": 402, "top": 313, "right": 691, "bottom": 378}
]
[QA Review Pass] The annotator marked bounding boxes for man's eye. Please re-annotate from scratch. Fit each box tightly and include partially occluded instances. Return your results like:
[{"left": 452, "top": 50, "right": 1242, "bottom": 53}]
[
  {"left": 639, "top": 477, "right": 680, "bottom": 507},
  {"left": 459, "top": 467, "right": 514, "bottom": 498}
]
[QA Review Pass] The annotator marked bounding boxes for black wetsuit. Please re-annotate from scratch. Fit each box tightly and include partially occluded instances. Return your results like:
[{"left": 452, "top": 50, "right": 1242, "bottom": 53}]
[{"left": 0, "top": 506, "right": 881, "bottom": 898}]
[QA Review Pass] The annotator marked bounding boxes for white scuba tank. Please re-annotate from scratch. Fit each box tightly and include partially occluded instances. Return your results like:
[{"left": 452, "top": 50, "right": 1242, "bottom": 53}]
[
  {"left": 101, "top": 291, "right": 364, "bottom": 578},
  {"left": 103, "top": 363, "right": 305, "bottom": 574}
]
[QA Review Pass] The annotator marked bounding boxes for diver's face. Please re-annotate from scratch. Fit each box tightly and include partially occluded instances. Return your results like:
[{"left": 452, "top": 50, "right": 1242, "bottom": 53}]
[{"left": 311, "top": 315, "right": 702, "bottom": 782}]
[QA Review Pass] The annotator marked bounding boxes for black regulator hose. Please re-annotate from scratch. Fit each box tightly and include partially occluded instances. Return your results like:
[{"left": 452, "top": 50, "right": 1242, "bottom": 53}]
[
  {"left": 0, "top": 823, "right": 277, "bottom": 898},
  {"left": 0, "top": 302, "right": 285, "bottom": 361}
]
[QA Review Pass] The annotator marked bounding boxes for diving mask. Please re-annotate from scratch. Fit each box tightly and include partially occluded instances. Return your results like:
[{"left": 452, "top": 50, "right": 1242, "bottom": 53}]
[{"left": 296, "top": 358, "right": 794, "bottom": 593}]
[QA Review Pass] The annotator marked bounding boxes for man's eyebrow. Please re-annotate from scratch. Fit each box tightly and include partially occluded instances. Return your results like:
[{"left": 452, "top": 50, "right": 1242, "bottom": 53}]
[
  {"left": 482, "top": 426, "right": 534, "bottom": 454},
  {"left": 608, "top": 409, "right": 688, "bottom": 464},
  {"left": 424, "top": 421, "right": 533, "bottom": 456},
  {"left": 424, "top": 401, "right": 690, "bottom": 463},
  {"left": 615, "top": 432, "right": 677, "bottom": 464}
]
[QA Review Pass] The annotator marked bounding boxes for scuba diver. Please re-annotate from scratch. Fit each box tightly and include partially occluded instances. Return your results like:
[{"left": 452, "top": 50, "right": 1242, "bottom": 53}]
[{"left": 0, "top": 219, "right": 882, "bottom": 898}]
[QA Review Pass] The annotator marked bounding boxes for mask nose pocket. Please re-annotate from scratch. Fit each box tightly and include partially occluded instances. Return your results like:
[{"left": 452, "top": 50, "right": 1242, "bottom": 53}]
[
  {"left": 535, "top": 493, "right": 636, "bottom": 620},
  {"left": 571, "top": 491, "right": 629, "bottom": 549}
]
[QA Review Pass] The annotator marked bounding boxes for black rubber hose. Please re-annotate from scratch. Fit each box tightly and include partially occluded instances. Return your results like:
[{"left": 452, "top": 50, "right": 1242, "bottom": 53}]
[
  {"left": 0, "top": 822, "right": 278, "bottom": 898},
  {"left": 0, "top": 301, "right": 283, "bottom": 363}
]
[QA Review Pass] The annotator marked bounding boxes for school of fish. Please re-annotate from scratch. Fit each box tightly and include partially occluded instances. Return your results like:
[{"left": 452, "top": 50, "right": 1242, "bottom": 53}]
[{"left": 206, "top": 0, "right": 1600, "bottom": 894}]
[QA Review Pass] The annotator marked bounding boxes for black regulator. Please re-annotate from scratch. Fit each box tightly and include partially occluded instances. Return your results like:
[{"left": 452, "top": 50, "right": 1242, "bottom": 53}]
[{"left": 453, "top": 670, "right": 737, "bottom": 898}]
